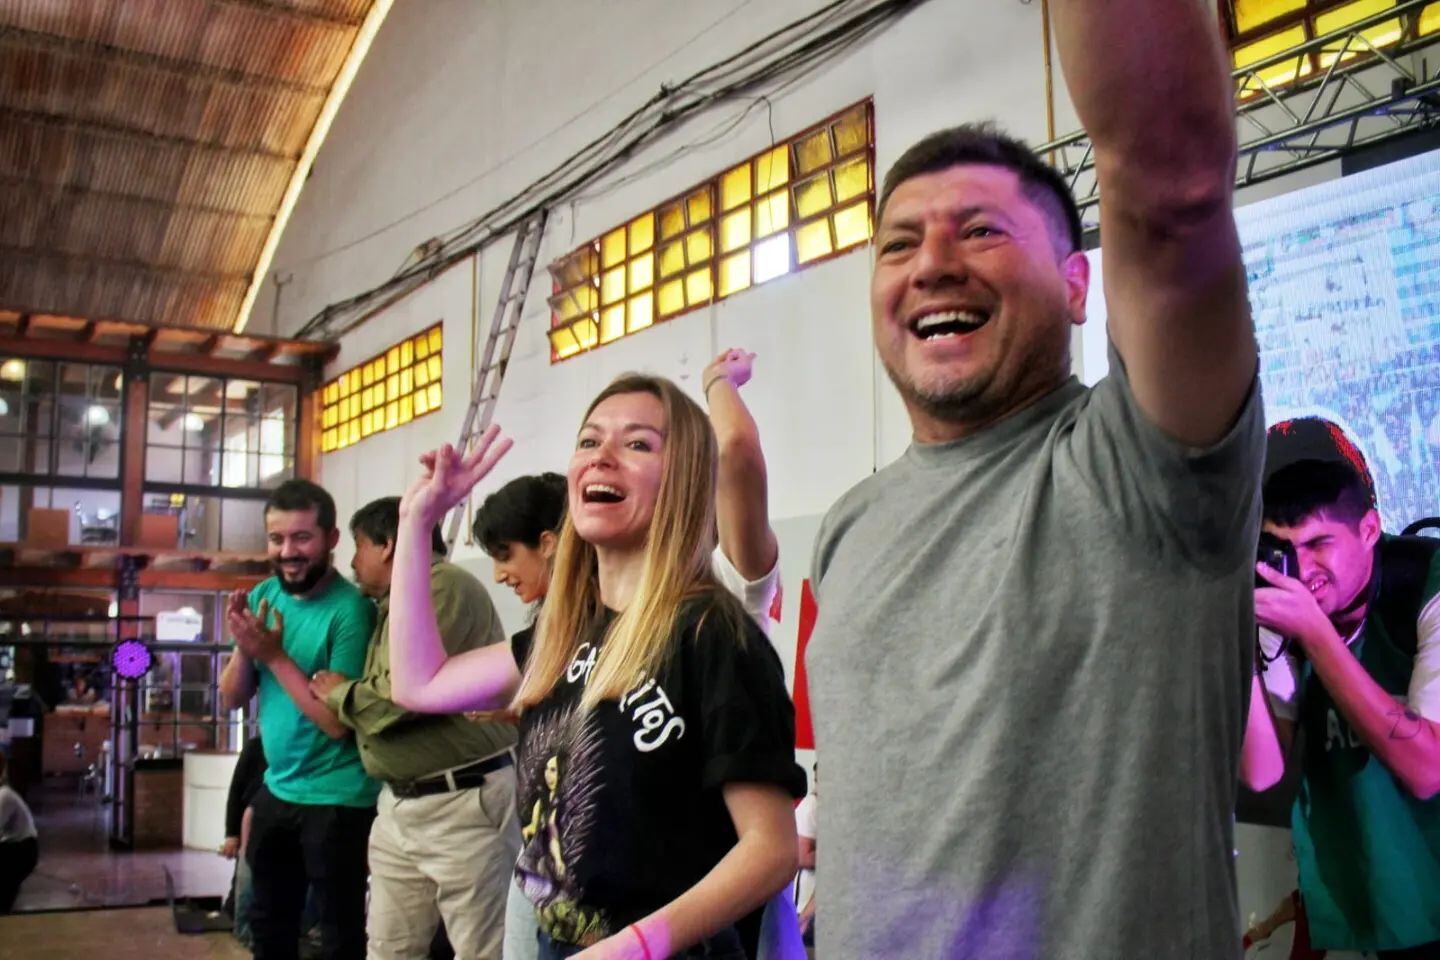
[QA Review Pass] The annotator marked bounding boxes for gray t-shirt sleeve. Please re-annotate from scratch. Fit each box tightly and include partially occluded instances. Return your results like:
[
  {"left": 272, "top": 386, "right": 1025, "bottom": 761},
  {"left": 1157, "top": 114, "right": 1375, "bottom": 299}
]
[{"left": 1064, "top": 342, "right": 1264, "bottom": 568}]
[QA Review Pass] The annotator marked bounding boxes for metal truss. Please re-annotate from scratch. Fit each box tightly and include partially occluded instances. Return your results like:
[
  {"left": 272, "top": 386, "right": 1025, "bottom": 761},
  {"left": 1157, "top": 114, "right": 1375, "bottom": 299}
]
[{"left": 1039, "top": 0, "right": 1440, "bottom": 220}]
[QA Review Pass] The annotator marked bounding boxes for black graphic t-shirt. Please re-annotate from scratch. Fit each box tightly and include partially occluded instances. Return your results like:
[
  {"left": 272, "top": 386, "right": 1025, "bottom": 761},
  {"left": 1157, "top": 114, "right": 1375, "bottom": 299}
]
[{"left": 510, "top": 595, "right": 806, "bottom": 947}]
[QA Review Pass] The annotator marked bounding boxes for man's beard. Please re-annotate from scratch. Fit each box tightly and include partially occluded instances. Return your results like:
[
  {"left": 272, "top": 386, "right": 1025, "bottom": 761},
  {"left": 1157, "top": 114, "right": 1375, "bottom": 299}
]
[{"left": 272, "top": 555, "right": 331, "bottom": 595}]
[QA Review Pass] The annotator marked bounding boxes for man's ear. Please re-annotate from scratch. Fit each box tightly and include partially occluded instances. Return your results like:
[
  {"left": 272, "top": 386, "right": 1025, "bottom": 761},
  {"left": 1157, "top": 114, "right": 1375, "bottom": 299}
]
[
  {"left": 1359, "top": 508, "right": 1381, "bottom": 550},
  {"left": 1062, "top": 249, "right": 1090, "bottom": 327},
  {"left": 326, "top": 527, "right": 341, "bottom": 551},
  {"left": 382, "top": 537, "right": 396, "bottom": 564}
]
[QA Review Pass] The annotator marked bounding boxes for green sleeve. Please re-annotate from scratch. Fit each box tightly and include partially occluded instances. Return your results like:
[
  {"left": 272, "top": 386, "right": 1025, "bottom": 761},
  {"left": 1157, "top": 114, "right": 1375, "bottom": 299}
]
[
  {"left": 328, "top": 675, "right": 413, "bottom": 737},
  {"left": 434, "top": 566, "right": 506, "bottom": 656}
]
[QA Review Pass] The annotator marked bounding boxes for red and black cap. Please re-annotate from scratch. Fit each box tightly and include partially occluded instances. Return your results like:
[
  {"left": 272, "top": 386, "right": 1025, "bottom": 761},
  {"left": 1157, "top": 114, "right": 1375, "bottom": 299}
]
[{"left": 1264, "top": 416, "right": 1376, "bottom": 506}]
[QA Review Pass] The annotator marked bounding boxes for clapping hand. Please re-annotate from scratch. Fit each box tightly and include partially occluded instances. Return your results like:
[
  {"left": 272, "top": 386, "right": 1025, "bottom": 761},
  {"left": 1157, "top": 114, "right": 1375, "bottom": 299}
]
[
  {"left": 400, "top": 426, "right": 514, "bottom": 529},
  {"left": 227, "top": 589, "right": 285, "bottom": 664}
]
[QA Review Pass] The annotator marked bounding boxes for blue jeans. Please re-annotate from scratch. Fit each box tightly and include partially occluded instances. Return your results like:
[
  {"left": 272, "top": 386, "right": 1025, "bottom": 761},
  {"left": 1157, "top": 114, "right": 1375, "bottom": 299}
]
[{"left": 536, "top": 927, "right": 744, "bottom": 960}]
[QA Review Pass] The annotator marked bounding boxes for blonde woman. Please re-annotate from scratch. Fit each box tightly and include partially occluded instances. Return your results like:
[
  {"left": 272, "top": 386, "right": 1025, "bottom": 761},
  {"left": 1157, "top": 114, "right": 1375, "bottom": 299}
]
[{"left": 390, "top": 375, "right": 804, "bottom": 960}]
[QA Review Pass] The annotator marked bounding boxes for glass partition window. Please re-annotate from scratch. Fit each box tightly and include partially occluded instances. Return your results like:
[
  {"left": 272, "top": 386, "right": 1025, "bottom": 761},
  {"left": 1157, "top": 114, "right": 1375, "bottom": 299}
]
[
  {"left": 146, "top": 375, "right": 296, "bottom": 489},
  {"left": 0, "top": 359, "right": 122, "bottom": 481}
]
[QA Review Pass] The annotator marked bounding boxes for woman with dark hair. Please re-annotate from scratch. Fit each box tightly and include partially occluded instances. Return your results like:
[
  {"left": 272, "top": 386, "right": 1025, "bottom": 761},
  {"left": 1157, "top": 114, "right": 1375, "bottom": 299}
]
[{"left": 390, "top": 375, "right": 804, "bottom": 960}]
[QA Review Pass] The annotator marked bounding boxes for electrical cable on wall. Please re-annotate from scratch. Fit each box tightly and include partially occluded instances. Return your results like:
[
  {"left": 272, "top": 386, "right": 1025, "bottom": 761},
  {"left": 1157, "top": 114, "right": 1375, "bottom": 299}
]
[{"left": 293, "top": 0, "right": 927, "bottom": 340}]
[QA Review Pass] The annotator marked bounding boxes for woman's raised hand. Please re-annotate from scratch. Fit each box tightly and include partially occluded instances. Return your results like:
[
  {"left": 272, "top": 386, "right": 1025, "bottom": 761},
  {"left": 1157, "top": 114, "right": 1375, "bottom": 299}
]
[{"left": 400, "top": 425, "right": 514, "bottom": 528}]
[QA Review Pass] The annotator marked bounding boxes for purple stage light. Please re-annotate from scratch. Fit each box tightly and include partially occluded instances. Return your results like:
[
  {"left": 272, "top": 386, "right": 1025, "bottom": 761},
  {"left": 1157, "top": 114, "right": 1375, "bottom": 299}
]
[{"left": 111, "top": 639, "right": 153, "bottom": 679}]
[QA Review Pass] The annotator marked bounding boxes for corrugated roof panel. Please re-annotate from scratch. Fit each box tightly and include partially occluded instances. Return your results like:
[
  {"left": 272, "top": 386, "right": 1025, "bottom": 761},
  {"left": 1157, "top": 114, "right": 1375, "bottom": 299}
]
[{"left": 0, "top": 0, "right": 377, "bottom": 329}]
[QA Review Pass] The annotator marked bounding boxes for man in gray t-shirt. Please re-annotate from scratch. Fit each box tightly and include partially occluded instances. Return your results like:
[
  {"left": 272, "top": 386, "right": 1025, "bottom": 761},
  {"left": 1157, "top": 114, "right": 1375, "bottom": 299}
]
[{"left": 807, "top": 4, "right": 1262, "bottom": 958}]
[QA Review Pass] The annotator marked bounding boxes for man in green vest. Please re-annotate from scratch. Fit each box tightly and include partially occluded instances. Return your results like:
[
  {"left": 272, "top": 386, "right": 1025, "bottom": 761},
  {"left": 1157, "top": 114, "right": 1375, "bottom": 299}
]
[
  {"left": 1243, "top": 423, "right": 1440, "bottom": 958},
  {"left": 307, "top": 496, "right": 519, "bottom": 960}
]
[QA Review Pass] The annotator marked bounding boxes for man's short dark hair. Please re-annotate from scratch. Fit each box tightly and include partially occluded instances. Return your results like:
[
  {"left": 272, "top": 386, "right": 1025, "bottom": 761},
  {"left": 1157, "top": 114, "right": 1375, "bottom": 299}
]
[
  {"left": 877, "top": 122, "right": 1083, "bottom": 255},
  {"left": 266, "top": 479, "right": 337, "bottom": 532},
  {"left": 351, "top": 495, "right": 447, "bottom": 555},
  {"left": 1263, "top": 459, "right": 1374, "bottom": 529},
  {"left": 473, "top": 473, "right": 567, "bottom": 558}
]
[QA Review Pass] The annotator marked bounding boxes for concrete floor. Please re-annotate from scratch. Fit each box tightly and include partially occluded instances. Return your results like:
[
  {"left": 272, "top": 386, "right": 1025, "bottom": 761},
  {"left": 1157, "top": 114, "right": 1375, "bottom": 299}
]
[
  {"left": 14, "top": 782, "right": 233, "bottom": 913},
  {"left": 0, "top": 906, "right": 249, "bottom": 960}
]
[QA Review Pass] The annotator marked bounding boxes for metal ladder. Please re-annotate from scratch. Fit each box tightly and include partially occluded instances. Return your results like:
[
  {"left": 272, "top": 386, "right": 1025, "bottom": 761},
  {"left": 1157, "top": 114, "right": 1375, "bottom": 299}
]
[{"left": 444, "top": 208, "right": 549, "bottom": 553}]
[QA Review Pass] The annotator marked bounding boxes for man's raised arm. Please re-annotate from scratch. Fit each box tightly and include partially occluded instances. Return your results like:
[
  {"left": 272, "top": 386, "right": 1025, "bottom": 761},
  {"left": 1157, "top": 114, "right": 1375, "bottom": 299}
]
[{"left": 1052, "top": 0, "right": 1255, "bottom": 447}]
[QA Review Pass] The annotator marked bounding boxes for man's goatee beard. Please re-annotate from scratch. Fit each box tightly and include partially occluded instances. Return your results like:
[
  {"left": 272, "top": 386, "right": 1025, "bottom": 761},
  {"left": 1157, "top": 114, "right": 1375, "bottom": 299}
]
[{"left": 274, "top": 558, "right": 330, "bottom": 595}]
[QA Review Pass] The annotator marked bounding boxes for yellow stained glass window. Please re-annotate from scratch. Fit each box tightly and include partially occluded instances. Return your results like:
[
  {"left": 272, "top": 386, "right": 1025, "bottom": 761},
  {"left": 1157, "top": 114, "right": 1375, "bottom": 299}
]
[
  {"left": 321, "top": 322, "right": 442, "bottom": 450},
  {"left": 1234, "top": 24, "right": 1310, "bottom": 93},
  {"left": 834, "top": 158, "right": 870, "bottom": 203},
  {"left": 629, "top": 254, "right": 653, "bottom": 293},
  {"left": 833, "top": 201, "right": 872, "bottom": 249},
  {"left": 658, "top": 279, "right": 685, "bottom": 316},
  {"left": 600, "top": 305, "right": 626, "bottom": 343},
  {"left": 720, "top": 164, "right": 751, "bottom": 211},
  {"left": 544, "top": 101, "right": 873, "bottom": 361},
  {"left": 721, "top": 209, "right": 751, "bottom": 253},
  {"left": 602, "top": 266, "right": 626, "bottom": 305},
  {"left": 718, "top": 251, "right": 751, "bottom": 297},
  {"left": 628, "top": 292, "right": 654, "bottom": 332},
  {"left": 602, "top": 227, "right": 627, "bottom": 268},
  {"left": 659, "top": 202, "right": 686, "bottom": 239},
  {"left": 794, "top": 130, "right": 833, "bottom": 176},
  {"left": 1316, "top": 0, "right": 1399, "bottom": 67},
  {"left": 1423, "top": 2, "right": 1440, "bottom": 34},
  {"left": 415, "top": 391, "right": 429, "bottom": 417},
  {"left": 832, "top": 107, "right": 868, "bottom": 157},
  {"left": 628, "top": 214, "right": 654, "bottom": 254},
  {"left": 755, "top": 146, "right": 789, "bottom": 193},
  {"left": 755, "top": 192, "right": 789, "bottom": 238},
  {"left": 794, "top": 174, "right": 833, "bottom": 219},
  {"left": 686, "top": 268, "right": 712, "bottom": 304},
  {"left": 796, "top": 219, "right": 834, "bottom": 264},
  {"left": 1234, "top": 0, "right": 1306, "bottom": 33},
  {"left": 687, "top": 189, "right": 712, "bottom": 224},
  {"left": 685, "top": 229, "right": 711, "bottom": 264},
  {"left": 754, "top": 235, "right": 791, "bottom": 284},
  {"left": 659, "top": 241, "right": 685, "bottom": 278}
]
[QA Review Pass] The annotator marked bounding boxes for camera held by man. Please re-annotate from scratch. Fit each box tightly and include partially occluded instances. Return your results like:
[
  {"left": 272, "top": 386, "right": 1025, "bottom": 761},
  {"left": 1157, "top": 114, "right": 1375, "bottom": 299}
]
[{"left": 1241, "top": 418, "right": 1440, "bottom": 958}]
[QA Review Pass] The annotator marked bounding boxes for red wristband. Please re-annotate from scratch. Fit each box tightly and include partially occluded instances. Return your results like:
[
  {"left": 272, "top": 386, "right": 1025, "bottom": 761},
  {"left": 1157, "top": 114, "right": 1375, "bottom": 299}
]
[{"left": 629, "top": 923, "right": 654, "bottom": 960}]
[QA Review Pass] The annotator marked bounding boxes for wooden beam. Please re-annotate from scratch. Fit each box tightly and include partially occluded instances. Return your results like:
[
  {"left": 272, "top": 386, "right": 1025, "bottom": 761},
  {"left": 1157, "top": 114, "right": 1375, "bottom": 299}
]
[
  {"left": 15, "top": 314, "right": 30, "bottom": 337},
  {"left": 246, "top": 343, "right": 280, "bottom": 362},
  {"left": 297, "top": 371, "right": 319, "bottom": 481},
  {"left": 199, "top": 334, "right": 222, "bottom": 356},
  {"left": 77, "top": 321, "right": 98, "bottom": 343},
  {"left": 0, "top": 334, "right": 309, "bottom": 384},
  {"left": 119, "top": 368, "right": 148, "bottom": 547}
]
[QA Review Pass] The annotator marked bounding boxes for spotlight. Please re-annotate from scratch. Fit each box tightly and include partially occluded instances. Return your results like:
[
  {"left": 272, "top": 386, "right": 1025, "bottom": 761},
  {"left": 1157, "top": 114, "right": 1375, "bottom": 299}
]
[
  {"left": 111, "top": 639, "right": 153, "bottom": 680},
  {"left": 0, "top": 359, "right": 25, "bottom": 381},
  {"left": 85, "top": 405, "right": 110, "bottom": 427},
  {"left": 182, "top": 413, "right": 205, "bottom": 432}
]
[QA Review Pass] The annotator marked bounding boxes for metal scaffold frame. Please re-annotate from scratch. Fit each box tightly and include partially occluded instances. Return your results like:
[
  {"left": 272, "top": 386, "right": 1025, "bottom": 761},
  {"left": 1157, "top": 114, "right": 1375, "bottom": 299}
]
[{"left": 1040, "top": 0, "right": 1440, "bottom": 219}]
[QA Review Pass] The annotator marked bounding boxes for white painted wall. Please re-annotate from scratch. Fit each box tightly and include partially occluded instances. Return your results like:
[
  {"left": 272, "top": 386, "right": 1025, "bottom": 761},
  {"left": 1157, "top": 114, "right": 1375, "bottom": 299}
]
[{"left": 257, "top": 2, "right": 1378, "bottom": 950}]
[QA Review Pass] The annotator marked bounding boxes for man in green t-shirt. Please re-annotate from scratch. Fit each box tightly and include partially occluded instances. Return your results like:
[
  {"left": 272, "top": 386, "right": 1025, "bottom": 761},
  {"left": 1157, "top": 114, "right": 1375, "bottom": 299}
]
[
  {"left": 1242, "top": 422, "right": 1440, "bottom": 957},
  {"left": 306, "top": 496, "right": 519, "bottom": 960},
  {"left": 219, "top": 479, "right": 378, "bottom": 960}
]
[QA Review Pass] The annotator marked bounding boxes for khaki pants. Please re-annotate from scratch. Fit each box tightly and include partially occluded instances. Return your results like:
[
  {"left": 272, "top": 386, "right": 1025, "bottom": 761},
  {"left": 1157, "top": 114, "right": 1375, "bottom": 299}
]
[{"left": 367, "top": 768, "right": 521, "bottom": 960}]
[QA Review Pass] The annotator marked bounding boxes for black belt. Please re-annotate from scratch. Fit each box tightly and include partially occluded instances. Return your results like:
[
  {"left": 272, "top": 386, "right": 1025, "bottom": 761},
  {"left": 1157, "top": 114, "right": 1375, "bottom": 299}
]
[{"left": 389, "top": 752, "right": 512, "bottom": 799}]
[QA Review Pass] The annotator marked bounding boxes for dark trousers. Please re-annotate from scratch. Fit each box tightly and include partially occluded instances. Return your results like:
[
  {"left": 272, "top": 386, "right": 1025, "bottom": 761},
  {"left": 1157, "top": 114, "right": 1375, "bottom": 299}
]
[
  {"left": 0, "top": 837, "right": 38, "bottom": 912},
  {"left": 536, "top": 927, "right": 744, "bottom": 960},
  {"left": 246, "top": 785, "right": 375, "bottom": 960},
  {"left": 1380, "top": 943, "right": 1440, "bottom": 960}
]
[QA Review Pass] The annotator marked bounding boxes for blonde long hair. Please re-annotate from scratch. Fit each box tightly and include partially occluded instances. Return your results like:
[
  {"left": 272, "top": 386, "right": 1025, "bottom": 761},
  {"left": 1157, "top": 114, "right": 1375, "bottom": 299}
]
[{"left": 514, "top": 374, "right": 734, "bottom": 711}]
